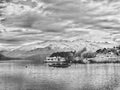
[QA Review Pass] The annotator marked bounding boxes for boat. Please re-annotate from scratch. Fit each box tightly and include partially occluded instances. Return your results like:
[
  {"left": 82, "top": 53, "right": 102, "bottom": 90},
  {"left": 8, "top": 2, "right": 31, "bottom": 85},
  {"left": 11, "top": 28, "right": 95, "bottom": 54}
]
[{"left": 48, "top": 62, "right": 71, "bottom": 68}]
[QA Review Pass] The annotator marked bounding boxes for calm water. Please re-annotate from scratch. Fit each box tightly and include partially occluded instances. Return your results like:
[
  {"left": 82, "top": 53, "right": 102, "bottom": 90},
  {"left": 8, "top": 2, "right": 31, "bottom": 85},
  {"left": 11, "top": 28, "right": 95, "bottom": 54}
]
[{"left": 0, "top": 60, "right": 120, "bottom": 90}]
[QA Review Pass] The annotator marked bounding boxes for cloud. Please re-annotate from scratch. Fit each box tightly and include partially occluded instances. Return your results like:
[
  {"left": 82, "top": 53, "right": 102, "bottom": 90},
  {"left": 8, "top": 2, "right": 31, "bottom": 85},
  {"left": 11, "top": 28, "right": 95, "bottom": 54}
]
[{"left": 1, "top": 0, "right": 120, "bottom": 49}]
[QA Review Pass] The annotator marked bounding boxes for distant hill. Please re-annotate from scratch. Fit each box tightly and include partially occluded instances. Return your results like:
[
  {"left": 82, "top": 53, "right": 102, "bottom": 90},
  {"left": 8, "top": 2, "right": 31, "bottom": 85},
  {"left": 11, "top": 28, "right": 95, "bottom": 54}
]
[
  {"left": 0, "top": 53, "right": 16, "bottom": 60},
  {"left": 1, "top": 46, "right": 54, "bottom": 64}
]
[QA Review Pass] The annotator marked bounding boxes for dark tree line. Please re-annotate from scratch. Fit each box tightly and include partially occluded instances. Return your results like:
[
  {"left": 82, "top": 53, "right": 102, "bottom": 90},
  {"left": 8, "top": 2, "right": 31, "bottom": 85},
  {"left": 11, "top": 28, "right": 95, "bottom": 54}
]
[
  {"left": 96, "top": 45, "right": 120, "bottom": 56},
  {"left": 82, "top": 52, "right": 96, "bottom": 58},
  {"left": 50, "top": 51, "right": 76, "bottom": 62}
]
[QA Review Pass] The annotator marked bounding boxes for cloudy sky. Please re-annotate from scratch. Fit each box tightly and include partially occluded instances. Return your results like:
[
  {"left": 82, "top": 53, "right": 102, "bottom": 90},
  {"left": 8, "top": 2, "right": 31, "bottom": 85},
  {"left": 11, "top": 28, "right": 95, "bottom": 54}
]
[{"left": 0, "top": 0, "right": 120, "bottom": 49}]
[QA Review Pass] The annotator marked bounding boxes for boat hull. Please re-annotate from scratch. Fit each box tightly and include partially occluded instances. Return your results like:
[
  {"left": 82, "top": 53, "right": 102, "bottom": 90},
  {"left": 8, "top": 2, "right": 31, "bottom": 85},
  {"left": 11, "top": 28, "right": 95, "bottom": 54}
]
[{"left": 48, "top": 63, "right": 71, "bottom": 68}]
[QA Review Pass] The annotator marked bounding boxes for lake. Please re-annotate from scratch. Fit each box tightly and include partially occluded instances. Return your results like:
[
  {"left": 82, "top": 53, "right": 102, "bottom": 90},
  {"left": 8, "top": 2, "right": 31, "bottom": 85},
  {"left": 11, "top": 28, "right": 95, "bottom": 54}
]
[{"left": 0, "top": 60, "right": 120, "bottom": 90}]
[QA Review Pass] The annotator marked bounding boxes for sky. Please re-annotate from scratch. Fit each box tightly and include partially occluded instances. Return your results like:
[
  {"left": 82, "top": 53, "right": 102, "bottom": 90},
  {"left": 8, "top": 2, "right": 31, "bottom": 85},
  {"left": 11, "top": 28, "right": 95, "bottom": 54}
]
[{"left": 0, "top": 0, "right": 120, "bottom": 50}]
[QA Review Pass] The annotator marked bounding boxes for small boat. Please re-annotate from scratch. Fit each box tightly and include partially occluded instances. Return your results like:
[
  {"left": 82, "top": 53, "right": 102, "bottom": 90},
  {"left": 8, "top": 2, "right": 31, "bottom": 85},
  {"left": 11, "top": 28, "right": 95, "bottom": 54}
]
[{"left": 48, "top": 62, "right": 71, "bottom": 68}]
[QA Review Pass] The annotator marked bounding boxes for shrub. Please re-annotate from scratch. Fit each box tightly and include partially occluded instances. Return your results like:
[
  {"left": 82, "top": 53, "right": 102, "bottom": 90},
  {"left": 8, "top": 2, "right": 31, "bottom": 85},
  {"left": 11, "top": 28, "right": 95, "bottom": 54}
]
[
  {"left": 116, "top": 45, "right": 120, "bottom": 50},
  {"left": 82, "top": 52, "right": 96, "bottom": 58},
  {"left": 75, "top": 47, "right": 87, "bottom": 57}
]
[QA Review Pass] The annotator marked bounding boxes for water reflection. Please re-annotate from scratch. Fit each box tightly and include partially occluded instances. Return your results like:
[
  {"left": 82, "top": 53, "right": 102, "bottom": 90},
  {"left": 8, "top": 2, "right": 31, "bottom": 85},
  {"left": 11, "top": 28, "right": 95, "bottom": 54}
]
[{"left": 0, "top": 63, "right": 120, "bottom": 90}]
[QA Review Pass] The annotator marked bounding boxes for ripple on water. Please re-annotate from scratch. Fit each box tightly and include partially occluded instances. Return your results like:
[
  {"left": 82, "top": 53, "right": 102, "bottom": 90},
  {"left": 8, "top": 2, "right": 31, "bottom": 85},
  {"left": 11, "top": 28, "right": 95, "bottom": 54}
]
[{"left": 0, "top": 63, "right": 120, "bottom": 90}]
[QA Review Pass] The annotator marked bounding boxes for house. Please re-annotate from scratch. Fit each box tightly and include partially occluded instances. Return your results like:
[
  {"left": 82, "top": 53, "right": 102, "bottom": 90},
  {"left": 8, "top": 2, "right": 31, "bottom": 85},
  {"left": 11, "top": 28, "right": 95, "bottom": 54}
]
[
  {"left": 45, "top": 51, "right": 76, "bottom": 63},
  {"left": 45, "top": 56, "right": 66, "bottom": 63}
]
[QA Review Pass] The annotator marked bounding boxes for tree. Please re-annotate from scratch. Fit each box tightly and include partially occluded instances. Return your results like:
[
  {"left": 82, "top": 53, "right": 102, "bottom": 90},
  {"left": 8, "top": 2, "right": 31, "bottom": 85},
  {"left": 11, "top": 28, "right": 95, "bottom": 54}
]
[
  {"left": 75, "top": 47, "right": 87, "bottom": 57},
  {"left": 82, "top": 52, "right": 96, "bottom": 59}
]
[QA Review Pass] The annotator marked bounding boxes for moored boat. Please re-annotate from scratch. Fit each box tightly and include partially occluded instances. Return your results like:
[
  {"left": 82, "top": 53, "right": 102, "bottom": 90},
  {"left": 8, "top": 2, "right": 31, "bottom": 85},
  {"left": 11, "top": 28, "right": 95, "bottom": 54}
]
[{"left": 48, "top": 62, "right": 71, "bottom": 68}]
